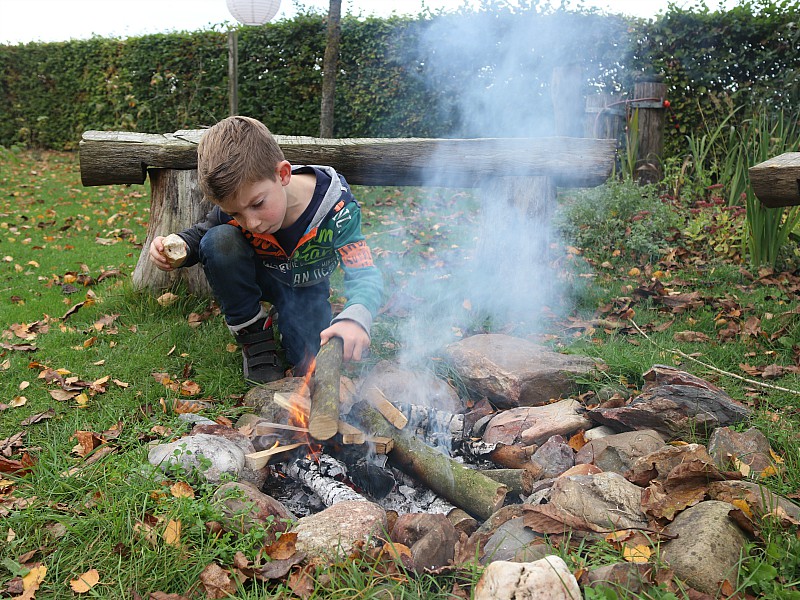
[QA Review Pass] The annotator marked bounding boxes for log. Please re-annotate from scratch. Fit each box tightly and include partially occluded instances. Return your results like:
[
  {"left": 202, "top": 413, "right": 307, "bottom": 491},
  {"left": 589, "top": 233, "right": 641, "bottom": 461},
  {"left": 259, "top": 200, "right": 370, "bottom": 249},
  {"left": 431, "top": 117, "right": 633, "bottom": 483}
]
[
  {"left": 464, "top": 440, "right": 538, "bottom": 470},
  {"left": 366, "top": 436, "right": 393, "bottom": 454},
  {"left": 79, "top": 130, "right": 616, "bottom": 189},
  {"left": 131, "top": 168, "right": 213, "bottom": 295},
  {"left": 337, "top": 420, "right": 365, "bottom": 445},
  {"left": 281, "top": 456, "right": 367, "bottom": 506},
  {"left": 350, "top": 402, "right": 507, "bottom": 521},
  {"left": 479, "top": 468, "right": 535, "bottom": 496},
  {"left": 308, "top": 337, "right": 343, "bottom": 441},
  {"left": 749, "top": 152, "right": 800, "bottom": 207}
]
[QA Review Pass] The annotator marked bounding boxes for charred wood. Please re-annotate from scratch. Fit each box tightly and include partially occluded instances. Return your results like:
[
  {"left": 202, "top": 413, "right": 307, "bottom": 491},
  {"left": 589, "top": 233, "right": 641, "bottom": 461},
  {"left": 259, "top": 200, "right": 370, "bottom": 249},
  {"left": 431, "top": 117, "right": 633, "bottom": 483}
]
[{"left": 280, "top": 455, "right": 366, "bottom": 506}]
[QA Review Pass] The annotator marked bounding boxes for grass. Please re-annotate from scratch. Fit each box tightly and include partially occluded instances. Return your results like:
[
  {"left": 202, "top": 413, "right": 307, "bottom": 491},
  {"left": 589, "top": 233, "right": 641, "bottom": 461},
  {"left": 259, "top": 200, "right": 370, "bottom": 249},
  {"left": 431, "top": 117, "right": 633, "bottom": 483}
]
[{"left": 2, "top": 148, "right": 800, "bottom": 598}]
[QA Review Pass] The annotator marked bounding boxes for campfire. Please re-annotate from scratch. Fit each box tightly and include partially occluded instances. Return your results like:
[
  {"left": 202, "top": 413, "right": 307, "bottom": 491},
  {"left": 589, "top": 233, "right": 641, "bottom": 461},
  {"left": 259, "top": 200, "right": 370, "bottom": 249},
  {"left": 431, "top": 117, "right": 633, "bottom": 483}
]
[{"left": 235, "top": 338, "right": 523, "bottom": 521}]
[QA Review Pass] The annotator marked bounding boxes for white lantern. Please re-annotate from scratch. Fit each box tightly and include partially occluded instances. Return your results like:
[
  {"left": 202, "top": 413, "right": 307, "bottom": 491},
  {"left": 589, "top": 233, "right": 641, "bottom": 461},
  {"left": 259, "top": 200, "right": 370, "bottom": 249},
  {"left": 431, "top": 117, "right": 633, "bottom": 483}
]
[{"left": 226, "top": 0, "right": 282, "bottom": 26}]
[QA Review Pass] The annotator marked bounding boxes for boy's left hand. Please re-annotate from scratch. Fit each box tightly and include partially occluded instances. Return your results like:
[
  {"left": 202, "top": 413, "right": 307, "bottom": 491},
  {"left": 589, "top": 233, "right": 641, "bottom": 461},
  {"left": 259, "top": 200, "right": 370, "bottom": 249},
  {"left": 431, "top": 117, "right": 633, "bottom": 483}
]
[{"left": 320, "top": 320, "right": 370, "bottom": 362}]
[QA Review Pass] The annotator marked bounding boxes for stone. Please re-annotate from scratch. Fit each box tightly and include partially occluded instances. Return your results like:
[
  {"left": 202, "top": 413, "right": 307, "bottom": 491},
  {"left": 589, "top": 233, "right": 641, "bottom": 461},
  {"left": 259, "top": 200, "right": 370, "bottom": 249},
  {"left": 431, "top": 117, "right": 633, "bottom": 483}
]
[
  {"left": 708, "top": 480, "right": 800, "bottom": 521},
  {"left": 584, "top": 425, "right": 618, "bottom": 441},
  {"left": 191, "top": 424, "right": 267, "bottom": 486},
  {"left": 358, "top": 360, "right": 462, "bottom": 414},
  {"left": 291, "top": 500, "right": 387, "bottom": 560},
  {"left": 548, "top": 472, "right": 648, "bottom": 531},
  {"left": 213, "top": 481, "right": 295, "bottom": 542},
  {"left": 481, "top": 516, "right": 541, "bottom": 564},
  {"left": 708, "top": 426, "right": 780, "bottom": 477},
  {"left": 482, "top": 398, "right": 591, "bottom": 446},
  {"left": 584, "top": 562, "right": 651, "bottom": 594},
  {"left": 473, "top": 556, "right": 581, "bottom": 600},
  {"left": 531, "top": 435, "right": 575, "bottom": 478},
  {"left": 148, "top": 433, "right": 245, "bottom": 484},
  {"left": 391, "top": 513, "right": 458, "bottom": 571},
  {"left": 587, "top": 366, "right": 750, "bottom": 439},
  {"left": 661, "top": 500, "right": 750, "bottom": 595},
  {"left": 443, "top": 333, "right": 598, "bottom": 408},
  {"left": 575, "top": 429, "right": 666, "bottom": 474}
]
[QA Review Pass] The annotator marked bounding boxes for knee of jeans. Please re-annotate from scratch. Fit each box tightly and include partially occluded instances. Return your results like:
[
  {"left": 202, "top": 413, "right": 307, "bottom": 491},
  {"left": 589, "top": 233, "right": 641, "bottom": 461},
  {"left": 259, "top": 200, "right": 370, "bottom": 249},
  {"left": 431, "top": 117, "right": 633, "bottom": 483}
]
[{"left": 199, "top": 225, "right": 248, "bottom": 266}]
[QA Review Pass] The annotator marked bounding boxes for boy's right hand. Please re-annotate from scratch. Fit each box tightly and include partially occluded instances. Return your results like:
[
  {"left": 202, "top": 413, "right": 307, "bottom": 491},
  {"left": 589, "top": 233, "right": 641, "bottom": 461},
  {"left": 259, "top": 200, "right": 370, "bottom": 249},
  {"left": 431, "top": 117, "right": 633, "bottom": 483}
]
[{"left": 148, "top": 235, "right": 185, "bottom": 271}]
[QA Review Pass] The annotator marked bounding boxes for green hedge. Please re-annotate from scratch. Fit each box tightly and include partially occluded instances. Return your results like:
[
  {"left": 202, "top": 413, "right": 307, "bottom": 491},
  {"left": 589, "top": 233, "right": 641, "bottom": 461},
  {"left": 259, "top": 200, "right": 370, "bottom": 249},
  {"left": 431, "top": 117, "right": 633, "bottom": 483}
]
[{"left": 0, "top": 2, "right": 797, "bottom": 154}]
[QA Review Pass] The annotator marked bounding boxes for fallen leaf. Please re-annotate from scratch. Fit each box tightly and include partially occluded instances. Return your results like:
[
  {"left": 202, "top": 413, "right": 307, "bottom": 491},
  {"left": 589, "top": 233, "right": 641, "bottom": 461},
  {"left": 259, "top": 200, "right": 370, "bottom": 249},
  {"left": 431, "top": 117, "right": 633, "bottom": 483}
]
[
  {"left": 623, "top": 543, "right": 652, "bottom": 563},
  {"left": 17, "top": 564, "right": 46, "bottom": 600},
  {"left": 264, "top": 532, "right": 298, "bottom": 561},
  {"left": 10, "top": 396, "right": 27, "bottom": 408},
  {"left": 157, "top": 292, "right": 179, "bottom": 307},
  {"left": 69, "top": 568, "right": 100, "bottom": 593},
  {"left": 198, "top": 563, "right": 236, "bottom": 599},
  {"left": 170, "top": 482, "right": 195, "bottom": 499},
  {"left": 163, "top": 520, "right": 181, "bottom": 547}
]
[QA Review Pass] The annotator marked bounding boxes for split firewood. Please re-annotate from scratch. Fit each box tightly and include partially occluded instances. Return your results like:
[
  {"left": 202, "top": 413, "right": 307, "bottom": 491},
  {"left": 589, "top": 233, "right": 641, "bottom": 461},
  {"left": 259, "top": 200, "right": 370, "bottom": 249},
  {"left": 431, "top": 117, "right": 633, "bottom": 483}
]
[
  {"left": 308, "top": 337, "right": 342, "bottom": 441},
  {"left": 337, "top": 420, "right": 365, "bottom": 445},
  {"left": 272, "top": 391, "right": 311, "bottom": 415},
  {"left": 161, "top": 233, "right": 187, "bottom": 268},
  {"left": 366, "top": 436, "right": 393, "bottom": 454},
  {"left": 281, "top": 456, "right": 367, "bottom": 506},
  {"left": 478, "top": 468, "right": 535, "bottom": 496},
  {"left": 350, "top": 401, "right": 507, "bottom": 521},
  {"left": 360, "top": 386, "right": 408, "bottom": 430},
  {"left": 252, "top": 421, "right": 310, "bottom": 436},
  {"left": 245, "top": 442, "right": 304, "bottom": 470},
  {"left": 398, "top": 403, "right": 465, "bottom": 439}
]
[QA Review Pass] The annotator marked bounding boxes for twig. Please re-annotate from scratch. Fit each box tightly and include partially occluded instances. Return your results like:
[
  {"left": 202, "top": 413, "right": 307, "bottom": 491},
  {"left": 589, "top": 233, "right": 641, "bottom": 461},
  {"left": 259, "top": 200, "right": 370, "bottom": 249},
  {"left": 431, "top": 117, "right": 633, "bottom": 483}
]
[{"left": 629, "top": 319, "right": 800, "bottom": 396}]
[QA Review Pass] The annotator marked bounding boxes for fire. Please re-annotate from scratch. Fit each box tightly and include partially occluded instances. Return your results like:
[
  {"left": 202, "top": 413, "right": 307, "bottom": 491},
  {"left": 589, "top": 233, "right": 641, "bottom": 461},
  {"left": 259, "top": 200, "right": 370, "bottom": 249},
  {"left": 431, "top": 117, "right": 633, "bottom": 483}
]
[{"left": 285, "top": 354, "right": 321, "bottom": 461}]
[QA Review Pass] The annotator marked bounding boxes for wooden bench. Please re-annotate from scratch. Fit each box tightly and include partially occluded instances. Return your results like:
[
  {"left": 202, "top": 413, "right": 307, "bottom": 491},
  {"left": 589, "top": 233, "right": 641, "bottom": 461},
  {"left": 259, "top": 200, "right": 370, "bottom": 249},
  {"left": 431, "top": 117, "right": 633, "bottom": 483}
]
[
  {"left": 749, "top": 152, "right": 800, "bottom": 208},
  {"left": 79, "top": 131, "right": 616, "bottom": 295}
]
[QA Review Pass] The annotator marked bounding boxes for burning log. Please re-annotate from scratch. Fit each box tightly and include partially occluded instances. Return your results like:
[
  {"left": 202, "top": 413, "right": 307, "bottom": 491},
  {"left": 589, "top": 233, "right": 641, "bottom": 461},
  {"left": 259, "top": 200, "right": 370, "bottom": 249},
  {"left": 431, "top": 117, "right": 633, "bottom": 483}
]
[
  {"left": 350, "top": 402, "right": 507, "bottom": 521},
  {"left": 308, "top": 337, "right": 343, "bottom": 441},
  {"left": 397, "top": 403, "right": 465, "bottom": 447},
  {"left": 281, "top": 455, "right": 367, "bottom": 506},
  {"left": 366, "top": 436, "right": 393, "bottom": 454}
]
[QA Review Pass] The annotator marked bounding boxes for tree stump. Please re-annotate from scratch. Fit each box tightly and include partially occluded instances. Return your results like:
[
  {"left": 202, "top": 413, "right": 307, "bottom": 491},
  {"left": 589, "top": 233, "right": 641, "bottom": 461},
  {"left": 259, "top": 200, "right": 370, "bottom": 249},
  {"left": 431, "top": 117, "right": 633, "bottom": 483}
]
[{"left": 132, "top": 168, "right": 213, "bottom": 296}]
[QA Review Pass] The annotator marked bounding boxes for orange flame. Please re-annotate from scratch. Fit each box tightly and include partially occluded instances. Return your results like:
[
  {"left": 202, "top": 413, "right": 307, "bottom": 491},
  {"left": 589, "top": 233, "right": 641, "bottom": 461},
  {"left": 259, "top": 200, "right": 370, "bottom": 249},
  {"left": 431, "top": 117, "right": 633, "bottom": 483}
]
[{"left": 286, "top": 354, "right": 322, "bottom": 461}]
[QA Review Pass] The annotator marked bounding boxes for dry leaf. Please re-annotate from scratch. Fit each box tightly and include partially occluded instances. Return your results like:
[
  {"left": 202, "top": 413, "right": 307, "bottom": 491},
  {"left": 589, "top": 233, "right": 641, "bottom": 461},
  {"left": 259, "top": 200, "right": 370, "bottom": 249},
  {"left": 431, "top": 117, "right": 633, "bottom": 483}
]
[
  {"left": 10, "top": 396, "right": 27, "bottom": 408},
  {"left": 622, "top": 543, "right": 652, "bottom": 563},
  {"left": 18, "top": 564, "right": 47, "bottom": 599},
  {"left": 157, "top": 292, "right": 179, "bottom": 307},
  {"left": 49, "top": 389, "right": 77, "bottom": 402},
  {"left": 19, "top": 381, "right": 30, "bottom": 391},
  {"left": 163, "top": 520, "right": 181, "bottom": 547},
  {"left": 170, "top": 481, "right": 195, "bottom": 498},
  {"left": 69, "top": 568, "right": 100, "bottom": 593},
  {"left": 198, "top": 563, "right": 236, "bottom": 599},
  {"left": 264, "top": 532, "right": 298, "bottom": 561}
]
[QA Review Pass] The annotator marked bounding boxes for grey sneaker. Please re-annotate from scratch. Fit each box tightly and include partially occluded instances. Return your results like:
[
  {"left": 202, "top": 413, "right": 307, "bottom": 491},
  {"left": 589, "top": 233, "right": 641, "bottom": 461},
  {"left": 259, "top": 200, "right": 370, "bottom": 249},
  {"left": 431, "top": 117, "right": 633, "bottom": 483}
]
[{"left": 234, "top": 313, "right": 285, "bottom": 384}]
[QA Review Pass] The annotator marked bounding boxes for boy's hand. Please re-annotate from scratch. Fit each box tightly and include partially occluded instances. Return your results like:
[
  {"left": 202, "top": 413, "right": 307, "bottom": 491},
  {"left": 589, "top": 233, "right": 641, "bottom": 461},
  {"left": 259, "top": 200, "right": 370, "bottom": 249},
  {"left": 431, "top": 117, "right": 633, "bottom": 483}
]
[
  {"left": 148, "top": 235, "right": 185, "bottom": 271},
  {"left": 320, "top": 320, "right": 370, "bottom": 362}
]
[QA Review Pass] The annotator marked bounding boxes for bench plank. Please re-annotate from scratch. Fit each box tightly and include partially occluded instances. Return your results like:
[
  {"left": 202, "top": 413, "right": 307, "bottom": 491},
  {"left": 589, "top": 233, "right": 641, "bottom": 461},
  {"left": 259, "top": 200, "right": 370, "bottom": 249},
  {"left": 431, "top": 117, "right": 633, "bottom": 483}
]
[
  {"left": 79, "top": 130, "right": 616, "bottom": 189},
  {"left": 749, "top": 152, "right": 800, "bottom": 208}
]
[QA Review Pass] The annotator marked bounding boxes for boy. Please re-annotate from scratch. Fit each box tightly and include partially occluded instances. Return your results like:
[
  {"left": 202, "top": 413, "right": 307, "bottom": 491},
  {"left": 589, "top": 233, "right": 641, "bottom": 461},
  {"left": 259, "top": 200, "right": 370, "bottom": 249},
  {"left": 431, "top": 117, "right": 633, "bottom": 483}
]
[{"left": 148, "top": 116, "right": 383, "bottom": 384}]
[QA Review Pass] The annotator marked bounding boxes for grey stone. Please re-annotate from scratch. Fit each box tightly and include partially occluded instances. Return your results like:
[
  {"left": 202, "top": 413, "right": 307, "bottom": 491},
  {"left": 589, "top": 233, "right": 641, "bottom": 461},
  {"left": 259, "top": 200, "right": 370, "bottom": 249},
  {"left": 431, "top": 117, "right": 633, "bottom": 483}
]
[
  {"left": 148, "top": 433, "right": 245, "bottom": 484},
  {"left": 443, "top": 334, "right": 598, "bottom": 408},
  {"left": 708, "top": 426, "right": 779, "bottom": 476},
  {"left": 292, "top": 500, "right": 387, "bottom": 560},
  {"left": 708, "top": 480, "right": 800, "bottom": 521},
  {"left": 661, "top": 500, "right": 750, "bottom": 595},
  {"left": 548, "top": 472, "right": 648, "bottom": 531},
  {"left": 585, "top": 562, "right": 651, "bottom": 594},
  {"left": 483, "top": 398, "right": 591, "bottom": 446},
  {"left": 481, "top": 516, "right": 540, "bottom": 564},
  {"left": 575, "top": 429, "right": 666, "bottom": 474},
  {"left": 531, "top": 435, "right": 575, "bottom": 478}
]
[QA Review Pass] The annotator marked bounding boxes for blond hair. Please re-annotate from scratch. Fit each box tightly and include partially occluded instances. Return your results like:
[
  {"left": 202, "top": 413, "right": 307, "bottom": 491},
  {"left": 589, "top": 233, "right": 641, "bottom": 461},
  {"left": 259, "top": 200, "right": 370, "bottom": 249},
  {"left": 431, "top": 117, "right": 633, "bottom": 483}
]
[{"left": 196, "top": 116, "right": 286, "bottom": 203}]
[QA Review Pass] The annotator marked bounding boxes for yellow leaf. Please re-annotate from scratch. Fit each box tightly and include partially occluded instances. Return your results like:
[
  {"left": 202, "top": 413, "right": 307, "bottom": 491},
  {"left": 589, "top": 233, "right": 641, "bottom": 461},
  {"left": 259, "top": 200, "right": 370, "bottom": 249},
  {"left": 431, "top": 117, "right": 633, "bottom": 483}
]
[
  {"left": 770, "top": 449, "right": 784, "bottom": 464},
  {"left": 75, "top": 393, "right": 90, "bottom": 407},
  {"left": 760, "top": 464, "right": 779, "bottom": 478},
  {"left": 164, "top": 519, "right": 181, "bottom": 546},
  {"left": 622, "top": 544, "right": 652, "bottom": 563},
  {"left": 733, "top": 458, "right": 751, "bottom": 478},
  {"left": 70, "top": 568, "right": 100, "bottom": 593},
  {"left": 170, "top": 482, "right": 195, "bottom": 499},
  {"left": 21, "top": 564, "right": 47, "bottom": 594},
  {"left": 731, "top": 498, "right": 753, "bottom": 520}
]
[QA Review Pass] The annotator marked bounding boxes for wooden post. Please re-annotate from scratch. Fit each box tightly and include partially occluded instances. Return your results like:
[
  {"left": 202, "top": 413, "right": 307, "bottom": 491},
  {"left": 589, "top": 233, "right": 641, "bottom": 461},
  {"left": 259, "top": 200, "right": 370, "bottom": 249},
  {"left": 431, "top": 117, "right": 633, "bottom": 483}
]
[
  {"left": 308, "top": 337, "right": 343, "bottom": 441},
  {"left": 551, "top": 64, "right": 584, "bottom": 138},
  {"left": 319, "top": 0, "right": 341, "bottom": 138},
  {"left": 632, "top": 77, "right": 667, "bottom": 184},
  {"left": 132, "top": 168, "right": 213, "bottom": 296},
  {"left": 228, "top": 30, "right": 238, "bottom": 116},
  {"left": 584, "top": 93, "right": 625, "bottom": 140}
]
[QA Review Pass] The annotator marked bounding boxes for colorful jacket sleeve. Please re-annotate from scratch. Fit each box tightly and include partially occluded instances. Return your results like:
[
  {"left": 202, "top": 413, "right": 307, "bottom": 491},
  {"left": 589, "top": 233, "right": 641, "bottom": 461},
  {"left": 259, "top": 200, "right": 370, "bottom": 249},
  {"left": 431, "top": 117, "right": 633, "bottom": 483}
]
[{"left": 329, "top": 199, "right": 384, "bottom": 335}]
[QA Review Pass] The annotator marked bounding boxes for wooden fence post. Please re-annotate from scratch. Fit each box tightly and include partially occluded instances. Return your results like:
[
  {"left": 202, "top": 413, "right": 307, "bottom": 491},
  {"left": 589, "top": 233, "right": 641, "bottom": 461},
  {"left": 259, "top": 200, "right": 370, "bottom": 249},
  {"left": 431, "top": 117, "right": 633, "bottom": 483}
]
[
  {"left": 632, "top": 76, "right": 667, "bottom": 184},
  {"left": 551, "top": 64, "right": 584, "bottom": 137},
  {"left": 584, "top": 93, "right": 625, "bottom": 141}
]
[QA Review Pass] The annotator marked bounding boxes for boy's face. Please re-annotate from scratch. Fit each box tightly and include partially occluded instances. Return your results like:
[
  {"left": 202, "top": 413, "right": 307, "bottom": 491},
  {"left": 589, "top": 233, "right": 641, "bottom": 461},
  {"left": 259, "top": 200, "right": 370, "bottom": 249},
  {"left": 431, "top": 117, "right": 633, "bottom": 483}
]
[{"left": 219, "top": 163, "right": 289, "bottom": 235}]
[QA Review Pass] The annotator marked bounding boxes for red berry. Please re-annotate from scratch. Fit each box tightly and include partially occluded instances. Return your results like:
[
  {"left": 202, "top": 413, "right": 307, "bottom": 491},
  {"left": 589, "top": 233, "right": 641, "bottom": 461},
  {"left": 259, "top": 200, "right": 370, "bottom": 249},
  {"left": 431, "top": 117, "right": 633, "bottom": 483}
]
[{"left": 663, "top": 99, "right": 671, "bottom": 108}]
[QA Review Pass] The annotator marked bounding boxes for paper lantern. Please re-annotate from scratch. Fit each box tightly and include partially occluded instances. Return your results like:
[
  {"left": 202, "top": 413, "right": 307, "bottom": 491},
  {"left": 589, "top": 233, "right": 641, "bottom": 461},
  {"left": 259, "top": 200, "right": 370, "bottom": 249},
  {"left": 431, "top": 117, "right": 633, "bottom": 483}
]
[{"left": 226, "top": 0, "right": 281, "bottom": 25}]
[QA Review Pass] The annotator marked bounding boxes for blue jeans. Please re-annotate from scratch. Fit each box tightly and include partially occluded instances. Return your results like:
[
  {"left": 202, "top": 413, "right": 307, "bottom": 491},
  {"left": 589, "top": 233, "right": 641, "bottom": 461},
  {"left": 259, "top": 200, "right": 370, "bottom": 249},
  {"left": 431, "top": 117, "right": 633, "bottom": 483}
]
[{"left": 199, "top": 224, "right": 332, "bottom": 371}]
